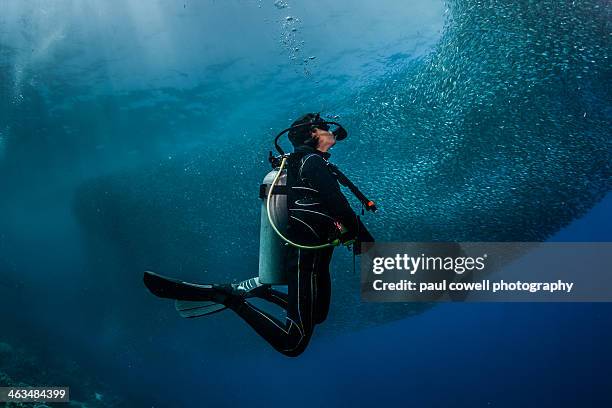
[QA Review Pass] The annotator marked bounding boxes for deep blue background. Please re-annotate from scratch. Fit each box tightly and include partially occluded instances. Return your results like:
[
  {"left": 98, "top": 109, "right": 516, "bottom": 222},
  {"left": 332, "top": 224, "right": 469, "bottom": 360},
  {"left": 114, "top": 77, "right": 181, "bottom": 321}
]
[{"left": 1, "top": 1, "right": 610, "bottom": 407}]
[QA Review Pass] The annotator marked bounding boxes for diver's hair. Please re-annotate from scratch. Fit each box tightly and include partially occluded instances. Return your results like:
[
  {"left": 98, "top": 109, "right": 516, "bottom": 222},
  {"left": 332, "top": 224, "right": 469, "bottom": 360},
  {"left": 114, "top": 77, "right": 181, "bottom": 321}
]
[{"left": 288, "top": 113, "right": 320, "bottom": 148}]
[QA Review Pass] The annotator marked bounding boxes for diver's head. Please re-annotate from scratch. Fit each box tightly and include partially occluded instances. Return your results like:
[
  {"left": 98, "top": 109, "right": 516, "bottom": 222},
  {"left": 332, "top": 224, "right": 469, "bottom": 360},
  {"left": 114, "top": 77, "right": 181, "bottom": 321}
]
[
  {"left": 311, "top": 125, "right": 336, "bottom": 152},
  {"left": 288, "top": 113, "right": 338, "bottom": 152}
]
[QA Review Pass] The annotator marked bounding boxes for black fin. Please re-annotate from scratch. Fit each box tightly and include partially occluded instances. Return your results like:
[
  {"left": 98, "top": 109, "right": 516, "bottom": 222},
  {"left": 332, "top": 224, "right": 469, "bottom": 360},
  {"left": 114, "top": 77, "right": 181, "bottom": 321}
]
[
  {"left": 143, "top": 271, "right": 218, "bottom": 301},
  {"left": 174, "top": 300, "right": 227, "bottom": 318}
]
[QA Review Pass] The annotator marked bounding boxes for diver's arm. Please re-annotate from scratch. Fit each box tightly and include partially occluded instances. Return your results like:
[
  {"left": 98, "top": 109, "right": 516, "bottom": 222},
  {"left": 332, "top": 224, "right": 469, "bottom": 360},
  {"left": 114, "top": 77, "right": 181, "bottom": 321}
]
[{"left": 300, "top": 155, "right": 371, "bottom": 243}]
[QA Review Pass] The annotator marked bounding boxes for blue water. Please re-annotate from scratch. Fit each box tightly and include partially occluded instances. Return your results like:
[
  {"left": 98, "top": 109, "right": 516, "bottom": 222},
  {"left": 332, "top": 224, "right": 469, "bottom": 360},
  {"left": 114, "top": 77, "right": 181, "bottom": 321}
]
[{"left": 1, "top": 0, "right": 610, "bottom": 407}]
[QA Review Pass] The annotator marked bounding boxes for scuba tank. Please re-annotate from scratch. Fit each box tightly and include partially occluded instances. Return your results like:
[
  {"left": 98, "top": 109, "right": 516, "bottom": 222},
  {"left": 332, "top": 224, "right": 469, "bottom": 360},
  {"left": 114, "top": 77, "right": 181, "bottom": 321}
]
[
  {"left": 258, "top": 164, "right": 289, "bottom": 285},
  {"left": 257, "top": 153, "right": 342, "bottom": 285}
]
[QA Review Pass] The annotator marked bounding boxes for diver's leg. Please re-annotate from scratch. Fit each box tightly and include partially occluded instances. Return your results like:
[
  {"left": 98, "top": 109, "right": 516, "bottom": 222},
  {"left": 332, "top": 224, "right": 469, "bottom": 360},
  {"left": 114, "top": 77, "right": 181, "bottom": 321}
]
[
  {"left": 313, "top": 247, "right": 334, "bottom": 324},
  {"left": 225, "top": 248, "right": 317, "bottom": 357},
  {"left": 233, "top": 277, "right": 289, "bottom": 309},
  {"left": 258, "top": 288, "right": 289, "bottom": 309},
  {"left": 284, "top": 247, "right": 316, "bottom": 355},
  {"left": 228, "top": 276, "right": 289, "bottom": 309},
  {"left": 226, "top": 298, "right": 305, "bottom": 356}
]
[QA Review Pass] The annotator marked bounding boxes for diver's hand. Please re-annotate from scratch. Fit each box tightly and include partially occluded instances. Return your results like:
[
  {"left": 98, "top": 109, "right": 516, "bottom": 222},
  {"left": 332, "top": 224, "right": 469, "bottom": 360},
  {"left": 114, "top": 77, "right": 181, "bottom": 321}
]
[{"left": 332, "top": 218, "right": 375, "bottom": 255}]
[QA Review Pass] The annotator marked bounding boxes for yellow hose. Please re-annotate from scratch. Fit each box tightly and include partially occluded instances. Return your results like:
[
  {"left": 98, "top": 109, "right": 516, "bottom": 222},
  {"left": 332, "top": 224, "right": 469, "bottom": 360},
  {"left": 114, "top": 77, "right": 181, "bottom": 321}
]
[{"left": 267, "top": 157, "right": 339, "bottom": 250}]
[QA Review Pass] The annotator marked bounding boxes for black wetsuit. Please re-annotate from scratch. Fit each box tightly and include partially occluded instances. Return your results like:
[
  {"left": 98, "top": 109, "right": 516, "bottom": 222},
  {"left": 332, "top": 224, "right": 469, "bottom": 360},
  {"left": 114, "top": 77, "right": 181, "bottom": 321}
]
[{"left": 227, "top": 145, "right": 373, "bottom": 357}]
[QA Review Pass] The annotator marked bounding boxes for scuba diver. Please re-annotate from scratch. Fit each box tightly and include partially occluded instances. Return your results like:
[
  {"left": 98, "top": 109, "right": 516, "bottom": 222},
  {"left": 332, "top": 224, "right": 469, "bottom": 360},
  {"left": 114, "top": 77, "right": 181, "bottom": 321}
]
[{"left": 143, "top": 113, "right": 376, "bottom": 357}]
